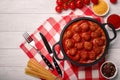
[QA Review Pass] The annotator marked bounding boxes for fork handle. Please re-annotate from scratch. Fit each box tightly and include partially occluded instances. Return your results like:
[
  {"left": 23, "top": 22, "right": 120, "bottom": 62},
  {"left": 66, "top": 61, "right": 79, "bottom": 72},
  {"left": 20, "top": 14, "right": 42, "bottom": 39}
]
[{"left": 37, "top": 50, "right": 54, "bottom": 70}]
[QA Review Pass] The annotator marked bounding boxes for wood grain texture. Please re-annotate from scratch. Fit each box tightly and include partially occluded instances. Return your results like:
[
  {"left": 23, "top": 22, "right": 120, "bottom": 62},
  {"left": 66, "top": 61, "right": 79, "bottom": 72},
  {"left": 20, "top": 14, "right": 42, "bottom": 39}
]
[{"left": 0, "top": 0, "right": 120, "bottom": 80}]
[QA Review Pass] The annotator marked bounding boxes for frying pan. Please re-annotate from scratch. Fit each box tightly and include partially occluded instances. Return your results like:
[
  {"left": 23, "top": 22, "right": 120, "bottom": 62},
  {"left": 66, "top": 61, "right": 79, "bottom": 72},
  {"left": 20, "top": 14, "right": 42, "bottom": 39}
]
[{"left": 52, "top": 17, "right": 117, "bottom": 66}]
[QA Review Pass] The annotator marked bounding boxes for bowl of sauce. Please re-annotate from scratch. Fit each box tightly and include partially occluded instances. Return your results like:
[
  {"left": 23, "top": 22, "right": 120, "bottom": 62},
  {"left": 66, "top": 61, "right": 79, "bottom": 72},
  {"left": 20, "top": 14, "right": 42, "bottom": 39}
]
[
  {"left": 100, "top": 61, "right": 118, "bottom": 79},
  {"left": 107, "top": 14, "right": 120, "bottom": 30}
]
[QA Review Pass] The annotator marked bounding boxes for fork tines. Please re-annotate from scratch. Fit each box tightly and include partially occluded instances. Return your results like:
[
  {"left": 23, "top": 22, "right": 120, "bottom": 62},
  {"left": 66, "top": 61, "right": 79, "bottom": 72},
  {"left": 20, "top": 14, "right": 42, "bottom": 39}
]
[{"left": 23, "top": 32, "right": 33, "bottom": 43}]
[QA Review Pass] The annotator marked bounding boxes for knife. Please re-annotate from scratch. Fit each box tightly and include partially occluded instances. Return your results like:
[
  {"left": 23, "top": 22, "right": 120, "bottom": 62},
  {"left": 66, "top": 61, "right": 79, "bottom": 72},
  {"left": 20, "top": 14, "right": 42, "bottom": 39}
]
[{"left": 39, "top": 32, "right": 62, "bottom": 77}]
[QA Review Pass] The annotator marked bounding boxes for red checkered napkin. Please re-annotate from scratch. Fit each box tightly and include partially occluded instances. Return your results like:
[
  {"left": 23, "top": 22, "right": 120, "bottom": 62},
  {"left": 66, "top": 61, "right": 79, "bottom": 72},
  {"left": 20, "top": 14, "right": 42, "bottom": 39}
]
[{"left": 20, "top": 6, "right": 106, "bottom": 80}]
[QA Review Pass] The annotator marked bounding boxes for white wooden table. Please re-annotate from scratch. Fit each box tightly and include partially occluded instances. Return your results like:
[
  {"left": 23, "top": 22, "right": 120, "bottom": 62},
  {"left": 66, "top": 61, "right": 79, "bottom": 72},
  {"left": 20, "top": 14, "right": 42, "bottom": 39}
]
[{"left": 0, "top": 0, "right": 120, "bottom": 80}]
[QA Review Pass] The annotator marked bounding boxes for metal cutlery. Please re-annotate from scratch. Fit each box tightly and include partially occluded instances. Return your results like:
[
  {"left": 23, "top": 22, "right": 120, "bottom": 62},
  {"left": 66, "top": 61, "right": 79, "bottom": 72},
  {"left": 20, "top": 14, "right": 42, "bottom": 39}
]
[
  {"left": 39, "top": 32, "right": 62, "bottom": 77},
  {"left": 23, "top": 32, "right": 54, "bottom": 70}
]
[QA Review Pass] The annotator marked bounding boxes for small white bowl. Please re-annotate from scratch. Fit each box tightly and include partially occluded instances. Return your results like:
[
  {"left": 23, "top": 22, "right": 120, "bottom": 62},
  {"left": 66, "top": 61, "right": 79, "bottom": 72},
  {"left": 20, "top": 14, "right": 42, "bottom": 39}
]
[
  {"left": 92, "top": 0, "right": 109, "bottom": 16},
  {"left": 100, "top": 61, "right": 118, "bottom": 79}
]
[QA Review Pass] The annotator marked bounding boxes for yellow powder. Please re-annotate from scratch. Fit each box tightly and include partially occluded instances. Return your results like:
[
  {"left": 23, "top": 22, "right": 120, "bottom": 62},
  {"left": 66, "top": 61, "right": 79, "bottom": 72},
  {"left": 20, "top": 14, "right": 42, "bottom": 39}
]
[{"left": 93, "top": 0, "right": 109, "bottom": 16}]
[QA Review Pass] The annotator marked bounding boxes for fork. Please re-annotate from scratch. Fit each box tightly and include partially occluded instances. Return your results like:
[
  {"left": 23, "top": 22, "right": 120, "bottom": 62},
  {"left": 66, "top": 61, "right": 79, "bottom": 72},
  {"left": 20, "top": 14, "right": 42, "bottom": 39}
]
[{"left": 23, "top": 32, "right": 54, "bottom": 70}]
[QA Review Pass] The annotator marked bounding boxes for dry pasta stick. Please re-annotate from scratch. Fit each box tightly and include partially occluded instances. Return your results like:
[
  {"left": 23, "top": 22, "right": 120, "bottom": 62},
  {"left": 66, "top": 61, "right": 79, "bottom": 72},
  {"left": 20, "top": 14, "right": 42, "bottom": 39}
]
[
  {"left": 27, "top": 59, "right": 54, "bottom": 77},
  {"left": 26, "top": 59, "right": 60, "bottom": 80},
  {"left": 25, "top": 68, "right": 49, "bottom": 79}
]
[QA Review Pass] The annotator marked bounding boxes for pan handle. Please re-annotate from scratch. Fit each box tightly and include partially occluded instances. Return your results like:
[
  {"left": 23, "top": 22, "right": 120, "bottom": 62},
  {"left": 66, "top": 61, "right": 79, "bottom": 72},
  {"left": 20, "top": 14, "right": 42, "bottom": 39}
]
[
  {"left": 52, "top": 42, "right": 67, "bottom": 60},
  {"left": 103, "top": 23, "right": 117, "bottom": 42}
]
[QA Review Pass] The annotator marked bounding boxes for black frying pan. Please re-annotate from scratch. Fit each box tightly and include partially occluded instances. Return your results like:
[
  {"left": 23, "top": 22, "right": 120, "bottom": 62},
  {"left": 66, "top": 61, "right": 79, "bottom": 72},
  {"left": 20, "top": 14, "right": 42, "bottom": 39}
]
[{"left": 52, "top": 17, "right": 117, "bottom": 66}]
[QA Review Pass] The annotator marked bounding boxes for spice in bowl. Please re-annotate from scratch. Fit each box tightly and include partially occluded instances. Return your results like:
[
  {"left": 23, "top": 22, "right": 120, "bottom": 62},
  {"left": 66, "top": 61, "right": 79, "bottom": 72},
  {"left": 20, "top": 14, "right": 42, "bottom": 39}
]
[
  {"left": 92, "top": 0, "right": 109, "bottom": 16},
  {"left": 100, "top": 61, "right": 118, "bottom": 79},
  {"left": 107, "top": 14, "right": 120, "bottom": 30}
]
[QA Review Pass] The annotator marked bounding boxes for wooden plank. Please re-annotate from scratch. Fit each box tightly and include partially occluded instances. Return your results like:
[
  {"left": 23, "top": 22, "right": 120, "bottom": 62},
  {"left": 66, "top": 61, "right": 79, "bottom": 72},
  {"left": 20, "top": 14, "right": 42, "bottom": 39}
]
[
  {"left": 106, "top": 0, "right": 120, "bottom": 14},
  {"left": 0, "top": 32, "right": 119, "bottom": 49},
  {"left": 0, "top": 48, "right": 120, "bottom": 67},
  {"left": 0, "top": 49, "right": 120, "bottom": 80},
  {"left": 106, "top": 49, "right": 120, "bottom": 65},
  {"left": 0, "top": 32, "right": 24, "bottom": 48},
  {"left": 105, "top": 49, "right": 120, "bottom": 80},
  {"left": 0, "top": 0, "right": 119, "bottom": 80},
  {"left": 0, "top": 0, "right": 56, "bottom": 13},
  {"left": 0, "top": 0, "right": 70, "bottom": 14},
  {"left": 0, "top": 14, "right": 69, "bottom": 32},
  {"left": 0, "top": 0, "right": 119, "bottom": 14},
  {"left": 0, "top": 67, "right": 39, "bottom": 80},
  {"left": 0, "top": 49, "right": 29, "bottom": 67}
]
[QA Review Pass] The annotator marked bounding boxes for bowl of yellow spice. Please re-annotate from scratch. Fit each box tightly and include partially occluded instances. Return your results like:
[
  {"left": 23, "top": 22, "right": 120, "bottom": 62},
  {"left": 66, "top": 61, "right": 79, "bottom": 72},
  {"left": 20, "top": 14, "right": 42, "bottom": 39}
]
[{"left": 92, "top": 0, "right": 109, "bottom": 16}]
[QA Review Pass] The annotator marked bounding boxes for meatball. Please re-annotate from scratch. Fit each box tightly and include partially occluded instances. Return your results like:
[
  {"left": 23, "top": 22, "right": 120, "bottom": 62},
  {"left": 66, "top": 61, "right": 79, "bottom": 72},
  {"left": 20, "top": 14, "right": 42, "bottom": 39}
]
[
  {"left": 98, "top": 39, "right": 105, "bottom": 46},
  {"left": 91, "top": 30, "right": 102, "bottom": 38},
  {"left": 101, "top": 36, "right": 106, "bottom": 40},
  {"left": 73, "top": 53, "right": 80, "bottom": 61},
  {"left": 65, "top": 30, "right": 73, "bottom": 38},
  {"left": 91, "top": 32, "right": 98, "bottom": 38},
  {"left": 84, "top": 42, "right": 93, "bottom": 50},
  {"left": 80, "top": 51, "right": 88, "bottom": 61},
  {"left": 73, "top": 33, "right": 81, "bottom": 42},
  {"left": 65, "top": 39, "right": 74, "bottom": 49},
  {"left": 72, "top": 24, "right": 81, "bottom": 32},
  {"left": 94, "top": 47, "right": 102, "bottom": 55},
  {"left": 75, "top": 42, "right": 83, "bottom": 49},
  {"left": 69, "top": 48, "right": 77, "bottom": 56},
  {"left": 82, "top": 33, "right": 91, "bottom": 41},
  {"left": 96, "top": 29, "right": 102, "bottom": 37},
  {"left": 93, "top": 38, "right": 105, "bottom": 46},
  {"left": 88, "top": 51, "right": 96, "bottom": 60},
  {"left": 89, "top": 22, "right": 98, "bottom": 32},
  {"left": 80, "top": 22, "right": 90, "bottom": 32}
]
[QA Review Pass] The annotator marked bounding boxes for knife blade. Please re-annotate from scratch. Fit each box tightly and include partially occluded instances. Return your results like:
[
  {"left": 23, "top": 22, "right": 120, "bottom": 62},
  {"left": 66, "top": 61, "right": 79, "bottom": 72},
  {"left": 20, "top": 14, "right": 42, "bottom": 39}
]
[{"left": 39, "top": 32, "right": 62, "bottom": 77}]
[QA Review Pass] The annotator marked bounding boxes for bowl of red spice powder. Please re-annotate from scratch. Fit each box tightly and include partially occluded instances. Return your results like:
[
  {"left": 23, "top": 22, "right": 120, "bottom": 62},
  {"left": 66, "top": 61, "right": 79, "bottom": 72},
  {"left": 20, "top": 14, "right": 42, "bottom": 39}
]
[{"left": 107, "top": 14, "right": 120, "bottom": 30}]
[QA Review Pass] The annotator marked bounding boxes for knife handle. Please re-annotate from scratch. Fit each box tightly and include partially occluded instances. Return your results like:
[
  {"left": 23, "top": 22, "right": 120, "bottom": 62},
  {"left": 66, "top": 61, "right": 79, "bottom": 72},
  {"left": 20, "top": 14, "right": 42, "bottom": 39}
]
[
  {"left": 53, "top": 57, "right": 62, "bottom": 77},
  {"left": 37, "top": 50, "right": 54, "bottom": 70}
]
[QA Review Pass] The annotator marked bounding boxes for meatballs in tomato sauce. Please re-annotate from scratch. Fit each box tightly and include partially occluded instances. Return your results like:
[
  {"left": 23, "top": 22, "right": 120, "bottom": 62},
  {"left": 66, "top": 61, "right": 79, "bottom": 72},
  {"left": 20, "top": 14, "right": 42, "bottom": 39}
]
[{"left": 62, "top": 20, "right": 106, "bottom": 64}]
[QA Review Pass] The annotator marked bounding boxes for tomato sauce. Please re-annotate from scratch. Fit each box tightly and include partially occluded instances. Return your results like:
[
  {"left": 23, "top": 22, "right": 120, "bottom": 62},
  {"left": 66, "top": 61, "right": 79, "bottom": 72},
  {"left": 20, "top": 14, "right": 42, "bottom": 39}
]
[{"left": 107, "top": 14, "right": 120, "bottom": 29}]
